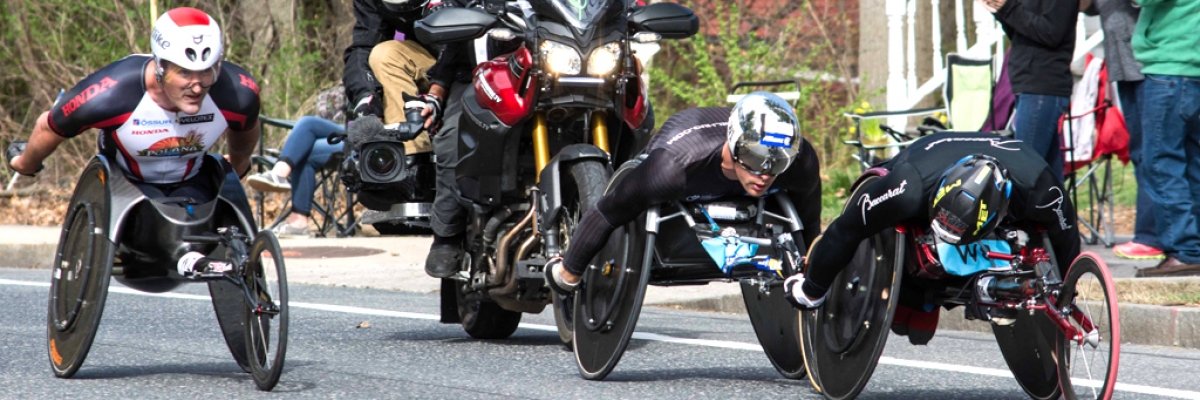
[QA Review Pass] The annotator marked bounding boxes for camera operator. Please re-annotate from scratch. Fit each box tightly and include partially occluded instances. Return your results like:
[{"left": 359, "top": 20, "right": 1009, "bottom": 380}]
[{"left": 346, "top": 0, "right": 495, "bottom": 281}]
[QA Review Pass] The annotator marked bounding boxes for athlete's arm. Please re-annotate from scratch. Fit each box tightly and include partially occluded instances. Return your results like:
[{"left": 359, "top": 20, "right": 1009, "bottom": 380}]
[
  {"left": 1023, "top": 169, "right": 1081, "bottom": 273},
  {"left": 223, "top": 125, "right": 258, "bottom": 178},
  {"left": 561, "top": 148, "right": 687, "bottom": 275},
  {"left": 802, "top": 163, "right": 923, "bottom": 297},
  {"left": 10, "top": 112, "right": 66, "bottom": 175}
]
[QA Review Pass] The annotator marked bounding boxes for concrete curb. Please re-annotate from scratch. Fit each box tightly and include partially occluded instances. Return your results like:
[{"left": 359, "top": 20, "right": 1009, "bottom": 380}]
[{"left": 651, "top": 293, "right": 1200, "bottom": 350}]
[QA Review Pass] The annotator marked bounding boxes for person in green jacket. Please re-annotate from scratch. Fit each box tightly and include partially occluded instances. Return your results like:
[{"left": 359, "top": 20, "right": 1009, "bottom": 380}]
[{"left": 1130, "top": 0, "right": 1200, "bottom": 277}]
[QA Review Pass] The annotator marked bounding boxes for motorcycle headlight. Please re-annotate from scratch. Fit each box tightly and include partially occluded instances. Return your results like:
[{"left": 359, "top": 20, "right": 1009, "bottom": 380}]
[
  {"left": 587, "top": 42, "right": 621, "bottom": 76},
  {"left": 540, "top": 40, "right": 581, "bottom": 75}
]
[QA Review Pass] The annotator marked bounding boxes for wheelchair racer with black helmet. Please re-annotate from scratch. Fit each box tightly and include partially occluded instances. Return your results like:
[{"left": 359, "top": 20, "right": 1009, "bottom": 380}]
[
  {"left": 7, "top": 7, "right": 290, "bottom": 391},
  {"left": 785, "top": 133, "right": 1080, "bottom": 316}
]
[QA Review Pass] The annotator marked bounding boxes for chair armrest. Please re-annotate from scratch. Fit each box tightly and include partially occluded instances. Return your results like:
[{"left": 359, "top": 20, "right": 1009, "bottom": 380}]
[{"left": 260, "top": 116, "right": 299, "bottom": 130}]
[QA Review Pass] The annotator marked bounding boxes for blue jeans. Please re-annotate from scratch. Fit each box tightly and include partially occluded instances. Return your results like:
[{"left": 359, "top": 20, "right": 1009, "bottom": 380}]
[
  {"left": 1013, "top": 94, "right": 1070, "bottom": 178},
  {"left": 278, "top": 116, "right": 344, "bottom": 216},
  {"left": 1117, "top": 80, "right": 1160, "bottom": 249},
  {"left": 1139, "top": 74, "right": 1200, "bottom": 264}
]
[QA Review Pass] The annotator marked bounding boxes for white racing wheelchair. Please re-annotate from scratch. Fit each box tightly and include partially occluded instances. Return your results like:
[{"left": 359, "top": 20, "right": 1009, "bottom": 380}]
[{"left": 47, "top": 154, "right": 288, "bottom": 391}]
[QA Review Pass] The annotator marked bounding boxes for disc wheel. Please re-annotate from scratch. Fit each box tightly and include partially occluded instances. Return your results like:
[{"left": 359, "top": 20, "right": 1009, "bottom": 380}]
[
  {"left": 741, "top": 280, "right": 806, "bottom": 379},
  {"left": 800, "top": 174, "right": 903, "bottom": 399},
  {"left": 47, "top": 200, "right": 113, "bottom": 378},
  {"left": 552, "top": 160, "right": 611, "bottom": 347},
  {"left": 572, "top": 159, "right": 649, "bottom": 381},
  {"left": 1057, "top": 252, "right": 1120, "bottom": 400},
  {"left": 243, "top": 230, "right": 289, "bottom": 391}
]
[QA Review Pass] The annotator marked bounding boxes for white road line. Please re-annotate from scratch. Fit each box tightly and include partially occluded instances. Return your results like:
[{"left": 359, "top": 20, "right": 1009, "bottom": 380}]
[{"left": 4, "top": 278, "right": 1197, "bottom": 399}]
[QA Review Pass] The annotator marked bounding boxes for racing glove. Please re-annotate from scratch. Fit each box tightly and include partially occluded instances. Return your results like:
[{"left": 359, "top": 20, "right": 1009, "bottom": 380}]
[{"left": 783, "top": 273, "right": 827, "bottom": 310}]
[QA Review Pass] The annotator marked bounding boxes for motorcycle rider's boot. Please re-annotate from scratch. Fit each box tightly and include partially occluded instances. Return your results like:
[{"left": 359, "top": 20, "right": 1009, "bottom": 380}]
[{"left": 425, "top": 233, "right": 465, "bottom": 278}]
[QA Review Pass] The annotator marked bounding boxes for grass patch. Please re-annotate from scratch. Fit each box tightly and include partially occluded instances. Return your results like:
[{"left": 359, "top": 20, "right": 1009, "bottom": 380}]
[{"left": 1073, "top": 278, "right": 1200, "bottom": 307}]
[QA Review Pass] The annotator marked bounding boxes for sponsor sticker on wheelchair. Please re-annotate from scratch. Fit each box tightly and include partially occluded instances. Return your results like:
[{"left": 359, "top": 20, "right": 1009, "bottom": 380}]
[{"left": 934, "top": 236, "right": 1012, "bottom": 276}]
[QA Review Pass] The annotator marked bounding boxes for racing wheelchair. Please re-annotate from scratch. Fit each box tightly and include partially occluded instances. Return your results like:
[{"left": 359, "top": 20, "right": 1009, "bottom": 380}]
[
  {"left": 557, "top": 157, "right": 809, "bottom": 381},
  {"left": 799, "top": 168, "right": 1120, "bottom": 400},
  {"left": 47, "top": 154, "right": 289, "bottom": 391}
]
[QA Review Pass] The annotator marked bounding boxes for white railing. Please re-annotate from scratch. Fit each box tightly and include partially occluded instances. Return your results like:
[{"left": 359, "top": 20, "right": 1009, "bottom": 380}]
[{"left": 884, "top": 0, "right": 1103, "bottom": 130}]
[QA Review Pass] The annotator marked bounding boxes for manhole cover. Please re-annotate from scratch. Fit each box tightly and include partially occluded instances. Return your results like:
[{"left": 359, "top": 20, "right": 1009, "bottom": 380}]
[{"left": 280, "top": 246, "right": 386, "bottom": 259}]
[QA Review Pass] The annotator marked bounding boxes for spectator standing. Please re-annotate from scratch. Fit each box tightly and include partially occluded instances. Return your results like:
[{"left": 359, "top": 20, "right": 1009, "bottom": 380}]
[
  {"left": 980, "top": 0, "right": 1079, "bottom": 177},
  {"left": 1086, "top": 0, "right": 1163, "bottom": 260},
  {"left": 1130, "top": 0, "right": 1200, "bottom": 277}
]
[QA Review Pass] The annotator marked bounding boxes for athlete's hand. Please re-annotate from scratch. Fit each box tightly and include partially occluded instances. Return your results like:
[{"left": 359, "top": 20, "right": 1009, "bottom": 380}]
[{"left": 7, "top": 141, "right": 43, "bottom": 177}]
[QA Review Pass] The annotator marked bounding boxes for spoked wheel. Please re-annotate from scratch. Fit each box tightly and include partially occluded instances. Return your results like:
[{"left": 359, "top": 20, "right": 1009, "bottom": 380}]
[
  {"left": 47, "top": 199, "right": 113, "bottom": 378},
  {"left": 243, "top": 230, "right": 289, "bottom": 391},
  {"left": 800, "top": 174, "right": 903, "bottom": 399},
  {"left": 573, "top": 159, "right": 649, "bottom": 381},
  {"left": 1057, "top": 252, "right": 1120, "bottom": 400},
  {"left": 741, "top": 279, "right": 806, "bottom": 379},
  {"left": 552, "top": 160, "right": 611, "bottom": 347}
]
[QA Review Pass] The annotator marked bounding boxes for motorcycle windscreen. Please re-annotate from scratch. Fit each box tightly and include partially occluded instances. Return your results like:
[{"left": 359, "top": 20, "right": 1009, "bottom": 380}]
[{"left": 533, "top": 0, "right": 622, "bottom": 31}]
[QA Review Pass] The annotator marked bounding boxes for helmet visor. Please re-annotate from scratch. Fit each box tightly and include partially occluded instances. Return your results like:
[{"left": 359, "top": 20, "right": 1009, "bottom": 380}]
[{"left": 733, "top": 143, "right": 794, "bottom": 176}]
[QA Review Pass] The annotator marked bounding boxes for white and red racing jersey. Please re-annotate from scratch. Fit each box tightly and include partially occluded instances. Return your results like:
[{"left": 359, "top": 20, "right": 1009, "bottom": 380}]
[{"left": 47, "top": 55, "right": 260, "bottom": 184}]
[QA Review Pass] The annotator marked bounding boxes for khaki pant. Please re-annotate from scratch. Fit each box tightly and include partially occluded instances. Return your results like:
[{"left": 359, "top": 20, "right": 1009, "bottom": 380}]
[{"left": 368, "top": 40, "right": 436, "bottom": 154}]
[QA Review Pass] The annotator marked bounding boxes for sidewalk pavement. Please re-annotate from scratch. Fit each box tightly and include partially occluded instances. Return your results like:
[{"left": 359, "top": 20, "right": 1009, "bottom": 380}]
[{"left": 2, "top": 224, "right": 1196, "bottom": 349}]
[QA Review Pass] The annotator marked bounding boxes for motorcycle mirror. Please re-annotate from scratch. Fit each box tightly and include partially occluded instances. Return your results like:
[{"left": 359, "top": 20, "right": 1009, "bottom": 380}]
[
  {"left": 415, "top": 8, "right": 499, "bottom": 45},
  {"left": 628, "top": 2, "right": 698, "bottom": 40}
]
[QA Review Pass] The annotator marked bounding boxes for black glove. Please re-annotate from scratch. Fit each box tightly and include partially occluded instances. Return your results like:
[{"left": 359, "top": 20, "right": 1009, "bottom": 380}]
[
  {"left": 6, "top": 141, "right": 43, "bottom": 177},
  {"left": 403, "top": 92, "right": 443, "bottom": 134},
  {"left": 353, "top": 94, "right": 383, "bottom": 120}
]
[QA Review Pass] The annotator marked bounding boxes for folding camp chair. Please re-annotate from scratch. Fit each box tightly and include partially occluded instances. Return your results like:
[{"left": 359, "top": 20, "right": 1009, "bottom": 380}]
[
  {"left": 726, "top": 79, "right": 802, "bottom": 111},
  {"left": 252, "top": 116, "right": 357, "bottom": 238},
  {"left": 1059, "top": 56, "right": 1125, "bottom": 247},
  {"left": 843, "top": 53, "right": 996, "bottom": 171}
]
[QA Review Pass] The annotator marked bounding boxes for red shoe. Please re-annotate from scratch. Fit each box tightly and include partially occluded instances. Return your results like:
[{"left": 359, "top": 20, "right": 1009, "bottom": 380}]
[{"left": 1114, "top": 242, "right": 1165, "bottom": 260}]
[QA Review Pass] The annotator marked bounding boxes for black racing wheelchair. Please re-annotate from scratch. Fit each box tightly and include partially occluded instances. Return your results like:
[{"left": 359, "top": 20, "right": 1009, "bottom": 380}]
[
  {"left": 799, "top": 167, "right": 1120, "bottom": 400},
  {"left": 555, "top": 157, "right": 809, "bottom": 381},
  {"left": 47, "top": 154, "right": 288, "bottom": 391}
]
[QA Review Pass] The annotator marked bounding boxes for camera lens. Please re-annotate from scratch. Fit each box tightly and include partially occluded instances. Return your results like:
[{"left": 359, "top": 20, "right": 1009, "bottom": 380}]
[
  {"left": 367, "top": 147, "right": 397, "bottom": 175},
  {"left": 358, "top": 142, "right": 406, "bottom": 184}
]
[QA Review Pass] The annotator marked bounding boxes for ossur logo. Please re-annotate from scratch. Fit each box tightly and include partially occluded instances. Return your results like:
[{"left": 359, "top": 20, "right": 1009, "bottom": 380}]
[{"left": 133, "top": 118, "right": 172, "bottom": 126}]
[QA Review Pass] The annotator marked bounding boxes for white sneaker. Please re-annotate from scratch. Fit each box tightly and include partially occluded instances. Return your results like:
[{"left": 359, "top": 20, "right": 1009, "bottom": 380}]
[
  {"left": 272, "top": 222, "right": 311, "bottom": 238},
  {"left": 247, "top": 172, "right": 291, "bottom": 192}
]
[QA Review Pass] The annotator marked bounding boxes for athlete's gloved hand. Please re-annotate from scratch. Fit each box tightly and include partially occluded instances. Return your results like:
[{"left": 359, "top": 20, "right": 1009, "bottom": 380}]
[
  {"left": 783, "top": 273, "right": 826, "bottom": 310},
  {"left": 403, "top": 92, "right": 442, "bottom": 132},
  {"left": 6, "top": 141, "right": 43, "bottom": 177},
  {"left": 353, "top": 95, "right": 383, "bottom": 120}
]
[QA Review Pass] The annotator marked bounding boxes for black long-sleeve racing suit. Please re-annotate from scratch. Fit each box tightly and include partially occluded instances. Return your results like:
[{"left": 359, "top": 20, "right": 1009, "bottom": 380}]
[
  {"left": 801, "top": 132, "right": 1081, "bottom": 298},
  {"left": 562, "top": 107, "right": 823, "bottom": 275}
]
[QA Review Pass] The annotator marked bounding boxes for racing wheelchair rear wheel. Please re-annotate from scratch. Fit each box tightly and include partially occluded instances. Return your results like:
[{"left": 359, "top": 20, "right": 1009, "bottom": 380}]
[
  {"left": 243, "top": 230, "right": 289, "bottom": 391},
  {"left": 1057, "top": 253, "right": 1120, "bottom": 400},
  {"left": 572, "top": 159, "right": 651, "bottom": 381},
  {"left": 800, "top": 174, "right": 903, "bottom": 399},
  {"left": 47, "top": 198, "right": 114, "bottom": 378}
]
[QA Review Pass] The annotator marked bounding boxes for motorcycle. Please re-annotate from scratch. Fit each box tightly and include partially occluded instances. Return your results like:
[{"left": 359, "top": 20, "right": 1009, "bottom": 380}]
[{"left": 415, "top": 0, "right": 697, "bottom": 338}]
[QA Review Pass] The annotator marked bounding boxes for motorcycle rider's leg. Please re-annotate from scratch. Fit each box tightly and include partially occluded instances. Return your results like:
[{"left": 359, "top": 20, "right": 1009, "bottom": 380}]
[
  {"left": 427, "top": 83, "right": 471, "bottom": 278},
  {"left": 367, "top": 39, "right": 435, "bottom": 155}
]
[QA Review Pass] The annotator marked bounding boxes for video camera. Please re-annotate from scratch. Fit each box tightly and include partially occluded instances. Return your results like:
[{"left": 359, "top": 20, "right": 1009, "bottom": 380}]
[{"left": 330, "top": 107, "right": 425, "bottom": 187}]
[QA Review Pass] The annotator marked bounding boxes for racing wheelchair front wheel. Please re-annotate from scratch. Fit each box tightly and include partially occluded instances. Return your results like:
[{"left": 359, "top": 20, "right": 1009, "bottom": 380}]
[
  {"left": 800, "top": 174, "right": 903, "bottom": 400},
  {"left": 1057, "top": 253, "right": 1120, "bottom": 400},
  {"left": 572, "top": 159, "right": 651, "bottom": 381},
  {"left": 243, "top": 230, "right": 289, "bottom": 391},
  {"left": 47, "top": 201, "right": 114, "bottom": 378}
]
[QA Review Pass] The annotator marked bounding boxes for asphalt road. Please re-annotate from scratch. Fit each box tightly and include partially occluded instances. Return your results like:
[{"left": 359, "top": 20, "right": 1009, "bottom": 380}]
[{"left": 2, "top": 267, "right": 1198, "bottom": 399}]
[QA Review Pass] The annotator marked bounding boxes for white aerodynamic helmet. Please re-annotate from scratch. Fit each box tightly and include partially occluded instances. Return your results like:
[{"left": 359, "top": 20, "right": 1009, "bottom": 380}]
[{"left": 151, "top": 7, "right": 223, "bottom": 74}]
